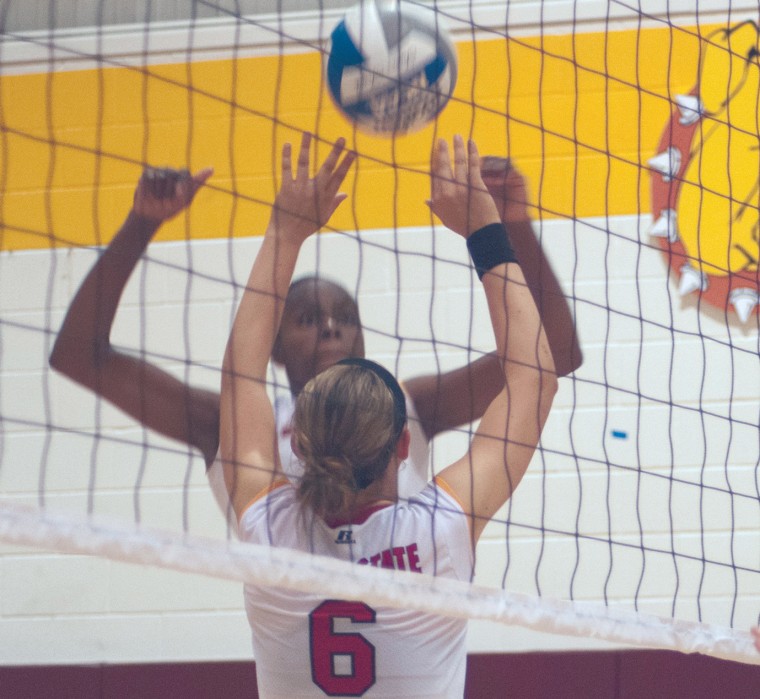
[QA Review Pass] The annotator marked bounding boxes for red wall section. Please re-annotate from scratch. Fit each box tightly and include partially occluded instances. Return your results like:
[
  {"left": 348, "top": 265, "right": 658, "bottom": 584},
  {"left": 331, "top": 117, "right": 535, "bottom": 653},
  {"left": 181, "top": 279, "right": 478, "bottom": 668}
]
[{"left": 2, "top": 651, "right": 759, "bottom": 698}]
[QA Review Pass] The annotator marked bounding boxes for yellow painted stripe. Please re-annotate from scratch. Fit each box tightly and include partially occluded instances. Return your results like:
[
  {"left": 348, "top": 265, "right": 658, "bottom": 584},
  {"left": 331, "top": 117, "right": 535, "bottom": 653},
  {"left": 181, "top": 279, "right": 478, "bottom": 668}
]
[{"left": 0, "top": 25, "right": 708, "bottom": 251}]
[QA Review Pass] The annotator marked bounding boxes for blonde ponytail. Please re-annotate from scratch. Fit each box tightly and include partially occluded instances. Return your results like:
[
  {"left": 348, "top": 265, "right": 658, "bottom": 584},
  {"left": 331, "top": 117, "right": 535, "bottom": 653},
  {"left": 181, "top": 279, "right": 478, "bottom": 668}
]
[{"left": 292, "top": 363, "right": 403, "bottom": 517}]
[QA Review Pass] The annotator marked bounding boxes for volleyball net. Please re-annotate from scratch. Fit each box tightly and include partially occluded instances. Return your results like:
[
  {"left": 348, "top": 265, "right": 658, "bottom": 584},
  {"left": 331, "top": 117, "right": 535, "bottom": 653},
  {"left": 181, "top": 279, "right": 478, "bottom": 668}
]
[{"left": 0, "top": 0, "right": 758, "bottom": 666}]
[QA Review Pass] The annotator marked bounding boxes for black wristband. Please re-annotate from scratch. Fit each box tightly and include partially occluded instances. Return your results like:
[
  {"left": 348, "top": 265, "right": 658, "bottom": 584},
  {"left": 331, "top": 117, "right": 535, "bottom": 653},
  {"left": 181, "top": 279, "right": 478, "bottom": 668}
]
[{"left": 466, "top": 223, "right": 517, "bottom": 279}]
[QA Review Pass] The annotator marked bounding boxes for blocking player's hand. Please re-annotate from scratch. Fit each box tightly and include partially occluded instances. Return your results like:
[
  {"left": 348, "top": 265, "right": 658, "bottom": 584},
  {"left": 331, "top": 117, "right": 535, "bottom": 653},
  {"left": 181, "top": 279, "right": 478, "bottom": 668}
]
[
  {"left": 271, "top": 132, "right": 355, "bottom": 245},
  {"left": 428, "top": 135, "right": 500, "bottom": 238},
  {"left": 133, "top": 166, "right": 214, "bottom": 223},
  {"left": 480, "top": 157, "right": 531, "bottom": 224}
]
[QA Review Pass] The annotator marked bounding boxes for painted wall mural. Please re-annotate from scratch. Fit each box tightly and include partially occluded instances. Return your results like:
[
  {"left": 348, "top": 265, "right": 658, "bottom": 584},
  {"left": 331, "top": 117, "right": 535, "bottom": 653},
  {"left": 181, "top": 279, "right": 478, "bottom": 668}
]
[{"left": 649, "top": 21, "right": 760, "bottom": 324}]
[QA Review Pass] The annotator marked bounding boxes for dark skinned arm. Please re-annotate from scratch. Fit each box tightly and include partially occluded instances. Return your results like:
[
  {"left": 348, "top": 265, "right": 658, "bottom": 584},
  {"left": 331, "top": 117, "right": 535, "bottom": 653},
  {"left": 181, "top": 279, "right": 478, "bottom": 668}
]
[
  {"left": 49, "top": 167, "right": 221, "bottom": 468},
  {"left": 405, "top": 158, "right": 581, "bottom": 441}
]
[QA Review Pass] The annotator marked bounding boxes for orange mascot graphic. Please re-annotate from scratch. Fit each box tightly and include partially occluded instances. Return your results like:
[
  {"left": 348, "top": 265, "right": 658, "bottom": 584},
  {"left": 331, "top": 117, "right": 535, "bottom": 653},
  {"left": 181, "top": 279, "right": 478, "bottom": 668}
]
[{"left": 649, "top": 21, "right": 760, "bottom": 324}]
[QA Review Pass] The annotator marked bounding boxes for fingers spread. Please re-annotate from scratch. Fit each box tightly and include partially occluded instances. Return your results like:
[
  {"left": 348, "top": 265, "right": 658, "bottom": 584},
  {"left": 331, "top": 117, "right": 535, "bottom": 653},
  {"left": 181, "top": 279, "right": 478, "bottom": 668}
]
[
  {"left": 296, "top": 132, "right": 312, "bottom": 180},
  {"left": 427, "top": 135, "right": 501, "bottom": 236},
  {"left": 431, "top": 138, "right": 452, "bottom": 197},
  {"left": 330, "top": 148, "right": 356, "bottom": 191},
  {"left": 468, "top": 139, "right": 481, "bottom": 178},
  {"left": 319, "top": 137, "right": 355, "bottom": 198},
  {"left": 319, "top": 136, "right": 347, "bottom": 178},
  {"left": 452, "top": 134, "right": 467, "bottom": 183},
  {"left": 270, "top": 132, "right": 355, "bottom": 238},
  {"left": 281, "top": 142, "right": 293, "bottom": 182}
]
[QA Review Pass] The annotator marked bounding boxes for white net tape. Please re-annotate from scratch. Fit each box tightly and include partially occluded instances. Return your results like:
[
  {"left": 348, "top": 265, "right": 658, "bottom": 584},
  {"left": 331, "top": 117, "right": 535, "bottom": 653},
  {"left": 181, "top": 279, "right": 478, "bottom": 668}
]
[{"left": 1, "top": 501, "right": 756, "bottom": 665}]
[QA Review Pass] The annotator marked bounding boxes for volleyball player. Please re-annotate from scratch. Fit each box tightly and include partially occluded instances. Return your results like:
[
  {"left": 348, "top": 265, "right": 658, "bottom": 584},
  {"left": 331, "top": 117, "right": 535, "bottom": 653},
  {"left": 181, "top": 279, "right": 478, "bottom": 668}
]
[
  {"left": 220, "top": 132, "right": 556, "bottom": 697},
  {"left": 49, "top": 137, "right": 580, "bottom": 511}
]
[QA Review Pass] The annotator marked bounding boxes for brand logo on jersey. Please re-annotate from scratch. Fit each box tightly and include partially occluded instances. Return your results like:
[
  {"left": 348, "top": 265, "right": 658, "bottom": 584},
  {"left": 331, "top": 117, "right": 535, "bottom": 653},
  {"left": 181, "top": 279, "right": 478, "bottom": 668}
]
[{"left": 335, "top": 530, "right": 356, "bottom": 544}]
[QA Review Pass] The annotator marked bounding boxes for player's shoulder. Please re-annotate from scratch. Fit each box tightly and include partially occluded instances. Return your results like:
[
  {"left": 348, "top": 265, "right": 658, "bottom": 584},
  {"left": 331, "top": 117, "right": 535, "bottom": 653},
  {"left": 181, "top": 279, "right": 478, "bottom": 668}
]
[
  {"left": 238, "top": 479, "right": 295, "bottom": 531},
  {"left": 409, "top": 479, "right": 466, "bottom": 515}
]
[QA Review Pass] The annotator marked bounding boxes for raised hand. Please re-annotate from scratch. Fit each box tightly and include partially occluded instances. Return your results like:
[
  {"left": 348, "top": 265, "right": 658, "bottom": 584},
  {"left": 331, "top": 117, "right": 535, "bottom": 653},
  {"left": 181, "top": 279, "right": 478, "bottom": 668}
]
[
  {"left": 271, "top": 132, "right": 356, "bottom": 244},
  {"left": 480, "top": 157, "right": 530, "bottom": 223},
  {"left": 133, "top": 167, "right": 214, "bottom": 223},
  {"left": 428, "top": 135, "right": 500, "bottom": 237}
]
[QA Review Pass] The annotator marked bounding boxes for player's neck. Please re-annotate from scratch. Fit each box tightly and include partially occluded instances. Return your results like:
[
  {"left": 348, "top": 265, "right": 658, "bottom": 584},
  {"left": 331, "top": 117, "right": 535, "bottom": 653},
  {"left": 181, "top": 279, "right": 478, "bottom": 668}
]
[
  {"left": 326, "top": 459, "right": 399, "bottom": 521},
  {"left": 354, "top": 459, "right": 399, "bottom": 507}
]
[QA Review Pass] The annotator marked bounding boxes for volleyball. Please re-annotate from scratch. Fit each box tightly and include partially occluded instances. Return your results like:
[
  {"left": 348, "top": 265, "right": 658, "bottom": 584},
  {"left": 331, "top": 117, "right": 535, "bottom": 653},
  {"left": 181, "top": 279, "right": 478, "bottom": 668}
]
[{"left": 326, "top": 0, "right": 458, "bottom": 135}]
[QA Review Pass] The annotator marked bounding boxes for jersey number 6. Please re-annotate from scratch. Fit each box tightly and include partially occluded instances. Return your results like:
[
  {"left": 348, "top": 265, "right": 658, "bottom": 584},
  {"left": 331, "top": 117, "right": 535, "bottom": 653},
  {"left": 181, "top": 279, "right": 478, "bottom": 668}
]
[{"left": 309, "top": 600, "right": 377, "bottom": 696}]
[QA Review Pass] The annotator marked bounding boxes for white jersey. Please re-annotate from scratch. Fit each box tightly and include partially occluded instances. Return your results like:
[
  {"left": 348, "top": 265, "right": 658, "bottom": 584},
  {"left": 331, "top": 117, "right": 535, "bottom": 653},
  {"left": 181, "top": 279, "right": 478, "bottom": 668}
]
[
  {"left": 207, "top": 388, "right": 431, "bottom": 524},
  {"left": 239, "top": 479, "right": 473, "bottom": 698}
]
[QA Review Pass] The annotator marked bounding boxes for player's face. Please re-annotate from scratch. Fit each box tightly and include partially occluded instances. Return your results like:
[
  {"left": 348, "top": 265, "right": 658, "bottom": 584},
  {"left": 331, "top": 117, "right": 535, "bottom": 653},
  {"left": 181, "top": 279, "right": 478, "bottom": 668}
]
[{"left": 273, "top": 279, "right": 365, "bottom": 394}]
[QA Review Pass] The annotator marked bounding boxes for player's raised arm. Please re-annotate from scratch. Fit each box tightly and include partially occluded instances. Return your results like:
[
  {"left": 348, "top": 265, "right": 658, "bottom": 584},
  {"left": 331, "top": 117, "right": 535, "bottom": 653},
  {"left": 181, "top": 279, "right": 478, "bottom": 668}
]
[
  {"left": 49, "top": 167, "right": 220, "bottom": 466},
  {"left": 220, "top": 133, "right": 355, "bottom": 519},
  {"left": 404, "top": 157, "right": 579, "bottom": 441},
  {"left": 481, "top": 157, "right": 582, "bottom": 377},
  {"left": 430, "top": 136, "right": 558, "bottom": 545}
]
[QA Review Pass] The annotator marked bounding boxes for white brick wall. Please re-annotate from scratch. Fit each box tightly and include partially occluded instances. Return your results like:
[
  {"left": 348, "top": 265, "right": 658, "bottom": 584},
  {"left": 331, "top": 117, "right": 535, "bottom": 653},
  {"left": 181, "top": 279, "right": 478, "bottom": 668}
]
[{"left": 1, "top": 210, "right": 757, "bottom": 664}]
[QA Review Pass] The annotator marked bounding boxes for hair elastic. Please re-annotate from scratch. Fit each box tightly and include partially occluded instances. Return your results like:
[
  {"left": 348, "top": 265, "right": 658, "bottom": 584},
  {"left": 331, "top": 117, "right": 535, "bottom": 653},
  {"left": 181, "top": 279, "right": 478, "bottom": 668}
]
[{"left": 466, "top": 222, "right": 518, "bottom": 279}]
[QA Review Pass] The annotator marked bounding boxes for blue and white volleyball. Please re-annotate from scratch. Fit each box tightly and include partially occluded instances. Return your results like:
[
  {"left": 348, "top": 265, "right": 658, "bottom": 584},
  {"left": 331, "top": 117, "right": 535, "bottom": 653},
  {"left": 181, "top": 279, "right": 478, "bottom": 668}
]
[{"left": 327, "top": 1, "right": 457, "bottom": 135}]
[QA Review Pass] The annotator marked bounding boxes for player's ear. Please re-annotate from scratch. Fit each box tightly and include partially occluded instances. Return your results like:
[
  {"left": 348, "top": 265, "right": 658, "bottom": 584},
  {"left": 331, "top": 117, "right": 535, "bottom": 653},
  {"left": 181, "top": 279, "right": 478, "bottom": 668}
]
[
  {"left": 352, "top": 329, "right": 366, "bottom": 359},
  {"left": 395, "top": 427, "right": 410, "bottom": 461}
]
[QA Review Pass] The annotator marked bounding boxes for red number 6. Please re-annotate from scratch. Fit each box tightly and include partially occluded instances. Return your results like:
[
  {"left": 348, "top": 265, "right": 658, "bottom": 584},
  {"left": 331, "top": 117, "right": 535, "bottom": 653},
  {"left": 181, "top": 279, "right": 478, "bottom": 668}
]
[{"left": 309, "top": 600, "right": 376, "bottom": 696}]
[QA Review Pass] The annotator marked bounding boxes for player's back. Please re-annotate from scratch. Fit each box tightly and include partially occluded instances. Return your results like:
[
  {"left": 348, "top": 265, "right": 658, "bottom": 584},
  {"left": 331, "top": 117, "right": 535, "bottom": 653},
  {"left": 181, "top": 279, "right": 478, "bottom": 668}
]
[{"left": 239, "top": 481, "right": 472, "bottom": 698}]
